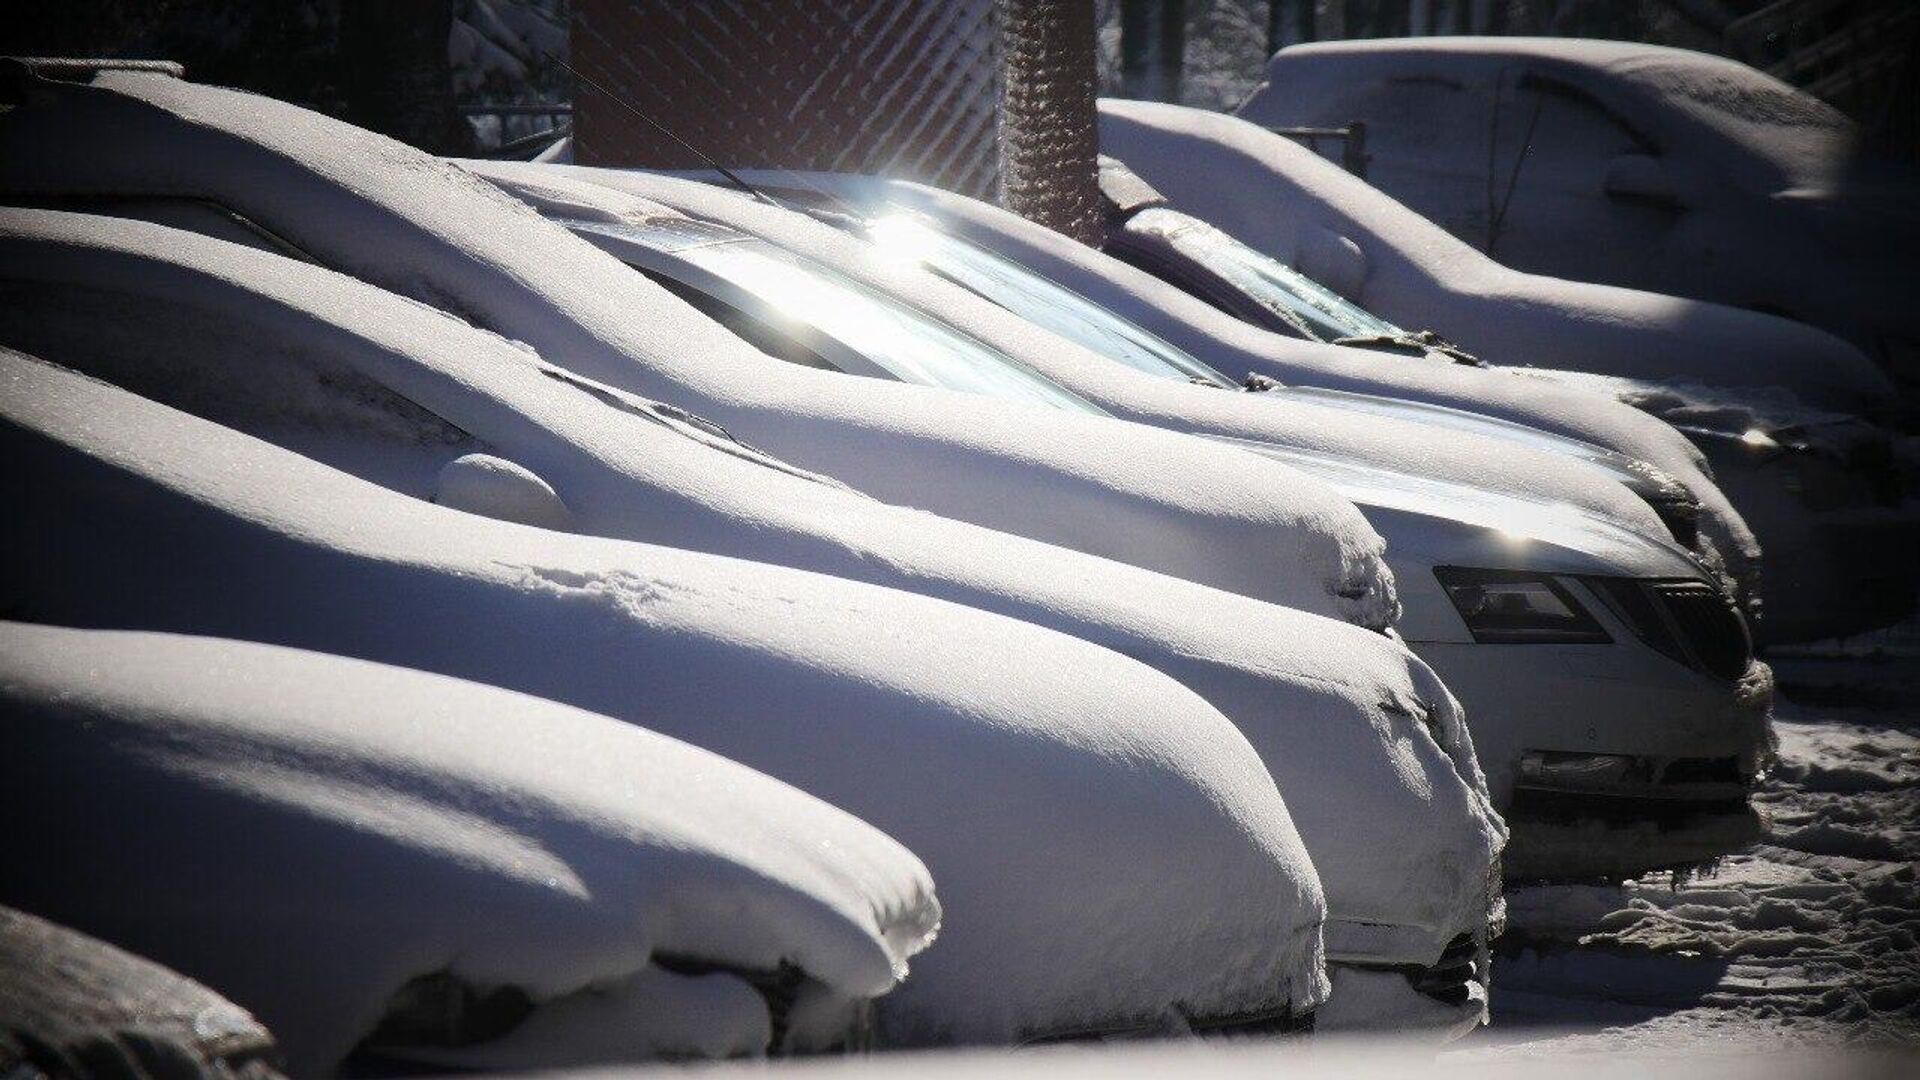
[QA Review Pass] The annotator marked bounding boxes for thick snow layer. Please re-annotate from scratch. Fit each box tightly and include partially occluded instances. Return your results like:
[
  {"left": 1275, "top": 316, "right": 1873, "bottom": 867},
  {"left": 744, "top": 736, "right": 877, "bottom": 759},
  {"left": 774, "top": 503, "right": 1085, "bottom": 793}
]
[
  {"left": 798, "top": 162, "right": 1765, "bottom": 613},
  {"left": 503, "top": 163, "right": 1678, "bottom": 550},
  {"left": 1096, "top": 98, "right": 1897, "bottom": 415},
  {"left": 0, "top": 71, "right": 1399, "bottom": 632},
  {"left": 0, "top": 211, "right": 1499, "bottom": 997},
  {"left": 1240, "top": 37, "right": 1920, "bottom": 366},
  {"left": 0, "top": 350, "right": 1332, "bottom": 1047},
  {"left": 0, "top": 622, "right": 938, "bottom": 1073}
]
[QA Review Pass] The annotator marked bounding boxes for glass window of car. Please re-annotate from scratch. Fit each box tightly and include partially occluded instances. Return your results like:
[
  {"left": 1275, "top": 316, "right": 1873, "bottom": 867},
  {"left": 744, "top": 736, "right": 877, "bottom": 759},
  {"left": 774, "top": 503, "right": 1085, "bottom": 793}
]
[
  {"left": 862, "top": 213, "right": 1238, "bottom": 388},
  {"left": 577, "top": 219, "right": 1108, "bottom": 416},
  {"left": 1122, "top": 207, "right": 1403, "bottom": 343}
]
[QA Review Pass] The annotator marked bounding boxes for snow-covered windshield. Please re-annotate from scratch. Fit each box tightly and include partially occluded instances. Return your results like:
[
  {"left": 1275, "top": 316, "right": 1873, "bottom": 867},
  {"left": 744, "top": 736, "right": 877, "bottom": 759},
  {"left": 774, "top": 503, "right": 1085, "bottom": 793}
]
[
  {"left": 576, "top": 218, "right": 1106, "bottom": 416},
  {"left": 1126, "top": 207, "right": 1402, "bottom": 342},
  {"left": 862, "top": 213, "right": 1237, "bottom": 388}
]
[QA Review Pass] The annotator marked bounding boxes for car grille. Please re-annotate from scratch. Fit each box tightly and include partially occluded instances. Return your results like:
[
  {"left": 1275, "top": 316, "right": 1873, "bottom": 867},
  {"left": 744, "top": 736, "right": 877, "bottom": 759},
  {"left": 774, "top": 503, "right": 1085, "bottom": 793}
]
[
  {"left": 1650, "top": 581, "right": 1752, "bottom": 680},
  {"left": 1407, "top": 933, "right": 1482, "bottom": 1008},
  {"left": 1587, "top": 577, "right": 1752, "bottom": 681}
]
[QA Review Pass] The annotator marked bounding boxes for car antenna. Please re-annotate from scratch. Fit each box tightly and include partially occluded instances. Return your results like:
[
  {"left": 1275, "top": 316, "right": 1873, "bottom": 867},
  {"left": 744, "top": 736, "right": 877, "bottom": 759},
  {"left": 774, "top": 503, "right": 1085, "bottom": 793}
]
[{"left": 530, "top": 43, "right": 782, "bottom": 209}]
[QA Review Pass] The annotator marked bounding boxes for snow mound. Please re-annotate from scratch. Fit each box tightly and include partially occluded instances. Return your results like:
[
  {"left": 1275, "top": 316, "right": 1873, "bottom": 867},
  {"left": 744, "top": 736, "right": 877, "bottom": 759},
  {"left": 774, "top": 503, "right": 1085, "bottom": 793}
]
[
  {"left": 0, "top": 207, "right": 1497, "bottom": 988},
  {"left": 0, "top": 621, "right": 939, "bottom": 1073},
  {"left": 0, "top": 349, "right": 1329, "bottom": 1047},
  {"left": 0, "top": 70, "right": 1398, "bottom": 632}
]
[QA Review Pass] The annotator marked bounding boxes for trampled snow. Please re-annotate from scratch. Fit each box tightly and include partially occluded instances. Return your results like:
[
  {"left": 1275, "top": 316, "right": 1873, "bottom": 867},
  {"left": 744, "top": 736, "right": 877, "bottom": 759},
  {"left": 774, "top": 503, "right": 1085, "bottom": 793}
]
[
  {"left": 0, "top": 210, "right": 1500, "bottom": 1012},
  {"left": 500, "top": 162, "right": 1681, "bottom": 551},
  {"left": 0, "top": 349, "right": 1332, "bottom": 1047},
  {"left": 0, "top": 621, "right": 938, "bottom": 1073},
  {"left": 1098, "top": 97, "right": 1896, "bottom": 414},
  {"left": 0, "top": 70, "right": 1399, "bottom": 632}
]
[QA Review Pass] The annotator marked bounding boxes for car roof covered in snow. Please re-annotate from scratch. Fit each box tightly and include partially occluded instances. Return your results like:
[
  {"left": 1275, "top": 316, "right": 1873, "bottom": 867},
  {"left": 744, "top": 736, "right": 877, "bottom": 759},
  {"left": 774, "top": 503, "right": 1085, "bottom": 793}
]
[{"left": 0, "top": 67, "right": 1399, "bottom": 632}]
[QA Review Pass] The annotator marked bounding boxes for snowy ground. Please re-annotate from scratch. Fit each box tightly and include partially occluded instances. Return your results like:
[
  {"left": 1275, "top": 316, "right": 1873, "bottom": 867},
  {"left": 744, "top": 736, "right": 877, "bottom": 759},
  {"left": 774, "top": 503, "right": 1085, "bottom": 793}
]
[{"left": 1458, "top": 636, "right": 1920, "bottom": 1057}]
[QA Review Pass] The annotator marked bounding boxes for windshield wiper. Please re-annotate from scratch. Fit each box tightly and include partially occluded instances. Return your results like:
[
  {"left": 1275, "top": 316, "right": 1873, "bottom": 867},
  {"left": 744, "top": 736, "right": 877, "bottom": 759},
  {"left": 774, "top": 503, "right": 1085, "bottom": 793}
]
[{"left": 1332, "top": 329, "right": 1484, "bottom": 367}]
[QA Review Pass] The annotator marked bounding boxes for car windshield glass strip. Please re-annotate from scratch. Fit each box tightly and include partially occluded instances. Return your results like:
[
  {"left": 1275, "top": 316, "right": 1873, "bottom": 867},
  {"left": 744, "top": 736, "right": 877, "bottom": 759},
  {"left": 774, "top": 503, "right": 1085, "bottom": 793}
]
[
  {"left": 656, "top": 228, "right": 1109, "bottom": 416},
  {"left": 863, "top": 214, "right": 1236, "bottom": 388},
  {"left": 1128, "top": 208, "right": 1402, "bottom": 342}
]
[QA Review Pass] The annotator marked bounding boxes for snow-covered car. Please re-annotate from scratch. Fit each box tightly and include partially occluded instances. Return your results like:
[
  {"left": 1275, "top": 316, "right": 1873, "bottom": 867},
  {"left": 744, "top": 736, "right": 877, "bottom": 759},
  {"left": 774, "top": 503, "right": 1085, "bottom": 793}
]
[
  {"left": 1097, "top": 97, "right": 1898, "bottom": 418},
  {"left": 0, "top": 349, "right": 1333, "bottom": 1048},
  {"left": 0, "top": 61, "right": 1401, "bottom": 634},
  {"left": 0, "top": 213, "right": 1503, "bottom": 1038},
  {"left": 471, "top": 162, "right": 1691, "bottom": 569},
  {"left": 0, "top": 621, "right": 939, "bottom": 1073},
  {"left": 428, "top": 172, "right": 1773, "bottom": 880},
  {"left": 1238, "top": 37, "right": 1920, "bottom": 390},
  {"left": 1076, "top": 158, "right": 1919, "bottom": 643}
]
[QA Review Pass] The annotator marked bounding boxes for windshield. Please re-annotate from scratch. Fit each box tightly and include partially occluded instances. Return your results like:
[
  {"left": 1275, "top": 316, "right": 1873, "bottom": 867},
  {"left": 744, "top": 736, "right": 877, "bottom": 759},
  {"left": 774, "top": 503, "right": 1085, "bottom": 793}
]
[
  {"left": 647, "top": 227, "right": 1108, "bottom": 415},
  {"left": 1125, "top": 207, "right": 1402, "bottom": 343},
  {"left": 863, "top": 213, "right": 1237, "bottom": 388}
]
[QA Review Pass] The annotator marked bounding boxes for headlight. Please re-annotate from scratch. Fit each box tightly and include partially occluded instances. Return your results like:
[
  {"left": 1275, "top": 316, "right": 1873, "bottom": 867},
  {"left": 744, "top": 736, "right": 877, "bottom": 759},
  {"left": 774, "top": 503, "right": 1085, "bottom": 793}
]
[{"left": 1434, "top": 567, "right": 1611, "bottom": 644}]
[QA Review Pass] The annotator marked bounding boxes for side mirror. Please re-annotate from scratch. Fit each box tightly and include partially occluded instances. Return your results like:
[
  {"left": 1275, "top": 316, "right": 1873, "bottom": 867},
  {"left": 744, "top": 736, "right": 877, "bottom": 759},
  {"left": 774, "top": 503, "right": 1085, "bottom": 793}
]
[
  {"left": 1603, "top": 153, "right": 1687, "bottom": 211},
  {"left": 433, "top": 453, "right": 577, "bottom": 531},
  {"left": 1297, "top": 225, "right": 1368, "bottom": 301}
]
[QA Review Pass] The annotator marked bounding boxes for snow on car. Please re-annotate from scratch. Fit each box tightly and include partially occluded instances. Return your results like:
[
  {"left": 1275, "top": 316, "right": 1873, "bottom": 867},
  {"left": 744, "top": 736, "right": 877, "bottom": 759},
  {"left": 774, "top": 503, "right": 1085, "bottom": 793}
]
[
  {"left": 0, "top": 622, "right": 938, "bottom": 1073},
  {"left": 1096, "top": 97, "right": 1897, "bottom": 418},
  {"left": 0, "top": 210, "right": 1502, "bottom": 1038},
  {"left": 0, "top": 349, "right": 1331, "bottom": 1047},
  {"left": 0, "top": 63, "right": 1399, "bottom": 633},
  {"left": 472, "top": 161, "right": 1688, "bottom": 563},
  {"left": 1238, "top": 36, "right": 1920, "bottom": 391},
  {"left": 447, "top": 169, "right": 1775, "bottom": 881}
]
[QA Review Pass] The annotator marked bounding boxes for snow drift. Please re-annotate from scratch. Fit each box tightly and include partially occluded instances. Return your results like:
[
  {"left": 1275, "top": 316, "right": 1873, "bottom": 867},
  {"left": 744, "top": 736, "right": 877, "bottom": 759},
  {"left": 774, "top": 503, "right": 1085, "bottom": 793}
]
[
  {"left": 0, "top": 67, "right": 1397, "bottom": 631},
  {"left": 1097, "top": 97, "right": 1895, "bottom": 416},
  {"left": 0, "top": 622, "right": 938, "bottom": 1073},
  {"left": 0, "top": 349, "right": 1329, "bottom": 1047},
  {"left": 0, "top": 210, "right": 1500, "bottom": 1012}
]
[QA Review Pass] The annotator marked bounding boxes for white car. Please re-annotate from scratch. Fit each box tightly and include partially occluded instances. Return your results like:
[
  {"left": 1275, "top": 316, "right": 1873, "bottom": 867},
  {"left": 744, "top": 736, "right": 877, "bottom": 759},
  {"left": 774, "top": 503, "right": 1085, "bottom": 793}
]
[
  {"left": 475, "top": 161, "right": 1691, "bottom": 571},
  {"left": 0, "top": 349, "right": 1332, "bottom": 1047},
  {"left": 824, "top": 145, "right": 1913, "bottom": 646},
  {"left": 453, "top": 175, "right": 1776, "bottom": 881},
  {"left": 1239, "top": 36, "right": 1920, "bottom": 388},
  {"left": 0, "top": 622, "right": 938, "bottom": 1073},
  {"left": 0, "top": 212, "right": 1503, "bottom": 1039},
  {"left": 1097, "top": 97, "right": 1899, "bottom": 418},
  {"left": 0, "top": 63, "right": 1400, "bottom": 633}
]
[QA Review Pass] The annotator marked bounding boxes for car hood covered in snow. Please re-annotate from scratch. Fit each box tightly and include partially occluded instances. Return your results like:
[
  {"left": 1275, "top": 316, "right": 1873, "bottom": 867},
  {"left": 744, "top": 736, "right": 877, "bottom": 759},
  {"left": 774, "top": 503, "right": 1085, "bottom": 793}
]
[
  {"left": 1095, "top": 97, "right": 1896, "bottom": 415},
  {"left": 0, "top": 622, "right": 938, "bottom": 1073},
  {"left": 735, "top": 167, "right": 1764, "bottom": 613},
  {"left": 0, "top": 349, "right": 1340, "bottom": 1047},
  {"left": 0, "top": 211, "right": 1502, "bottom": 1001},
  {"left": 483, "top": 162, "right": 1680, "bottom": 556},
  {"left": 0, "top": 67, "right": 1397, "bottom": 632}
]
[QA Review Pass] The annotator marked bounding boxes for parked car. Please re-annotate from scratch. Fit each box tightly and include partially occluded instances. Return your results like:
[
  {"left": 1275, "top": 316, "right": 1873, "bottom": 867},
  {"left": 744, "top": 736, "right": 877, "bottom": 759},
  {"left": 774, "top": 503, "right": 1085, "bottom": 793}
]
[
  {"left": 0, "top": 212, "right": 1503, "bottom": 1038},
  {"left": 471, "top": 161, "right": 1689, "bottom": 569},
  {"left": 1097, "top": 97, "right": 1898, "bottom": 418},
  {"left": 0, "top": 621, "right": 938, "bottom": 1073},
  {"left": 0, "top": 62, "right": 1400, "bottom": 632},
  {"left": 1238, "top": 36, "right": 1920, "bottom": 391},
  {"left": 438, "top": 171, "right": 1773, "bottom": 881}
]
